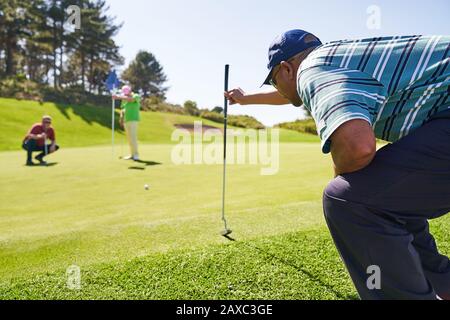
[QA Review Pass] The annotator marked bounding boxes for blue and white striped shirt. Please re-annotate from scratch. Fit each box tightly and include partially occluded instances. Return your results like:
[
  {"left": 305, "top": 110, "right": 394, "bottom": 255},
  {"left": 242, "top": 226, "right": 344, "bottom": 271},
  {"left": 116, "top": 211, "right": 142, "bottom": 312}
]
[{"left": 297, "top": 35, "right": 450, "bottom": 153}]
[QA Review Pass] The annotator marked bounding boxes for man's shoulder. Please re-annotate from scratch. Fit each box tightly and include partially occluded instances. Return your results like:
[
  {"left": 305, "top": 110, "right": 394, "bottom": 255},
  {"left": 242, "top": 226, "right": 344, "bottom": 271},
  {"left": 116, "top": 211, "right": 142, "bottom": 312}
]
[
  {"left": 30, "top": 123, "right": 43, "bottom": 130},
  {"left": 300, "top": 35, "right": 411, "bottom": 71}
]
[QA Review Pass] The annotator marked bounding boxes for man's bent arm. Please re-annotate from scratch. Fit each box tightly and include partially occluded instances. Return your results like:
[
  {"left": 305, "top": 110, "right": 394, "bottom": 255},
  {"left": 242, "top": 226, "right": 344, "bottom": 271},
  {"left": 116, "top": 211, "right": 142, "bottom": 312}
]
[
  {"left": 225, "top": 89, "right": 290, "bottom": 105},
  {"left": 330, "top": 119, "right": 376, "bottom": 176},
  {"left": 112, "top": 95, "right": 135, "bottom": 102},
  {"left": 27, "top": 133, "right": 46, "bottom": 140}
]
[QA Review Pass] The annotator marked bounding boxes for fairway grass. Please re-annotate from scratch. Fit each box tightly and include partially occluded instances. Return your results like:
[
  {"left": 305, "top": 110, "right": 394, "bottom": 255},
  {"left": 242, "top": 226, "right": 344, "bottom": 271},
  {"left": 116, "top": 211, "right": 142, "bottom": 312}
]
[
  {"left": 0, "top": 143, "right": 330, "bottom": 279},
  {"left": 1, "top": 228, "right": 358, "bottom": 300},
  {"left": 1, "top": 125, "right": 449, "bottom": 299},
  {"left": 0, "top": 99, "right": 450, "bottom": 299},
  {"left": 0, "top": 97, "right": 319, "bottom": 150}
]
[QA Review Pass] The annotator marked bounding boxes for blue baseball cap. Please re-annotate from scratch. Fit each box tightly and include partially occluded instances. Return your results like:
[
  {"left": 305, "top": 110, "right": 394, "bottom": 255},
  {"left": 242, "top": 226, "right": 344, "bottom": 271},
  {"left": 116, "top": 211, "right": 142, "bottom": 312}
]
[{"left": 262, "top": 29, "right": 322, "bottom": 86}]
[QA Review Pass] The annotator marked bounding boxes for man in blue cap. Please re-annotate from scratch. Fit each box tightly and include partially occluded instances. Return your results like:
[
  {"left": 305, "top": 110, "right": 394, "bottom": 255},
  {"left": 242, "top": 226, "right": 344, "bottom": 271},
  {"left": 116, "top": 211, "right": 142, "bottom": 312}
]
[{"left": 226, "top": 29, "right": 450, "bottom": 300}]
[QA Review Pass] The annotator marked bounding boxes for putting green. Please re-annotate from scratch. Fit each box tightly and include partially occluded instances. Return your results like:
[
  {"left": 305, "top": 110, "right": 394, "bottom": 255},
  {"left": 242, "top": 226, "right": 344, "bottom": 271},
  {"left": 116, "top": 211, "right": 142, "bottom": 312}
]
[
  {"left": 1, "top": 98, "right": 449, "bottom": 299},
  {"left": 0, "top": 143, "right": 331, "bottom": 280},
  {"left": 1, "top": 143, "right": 450, "bottom": 299}
]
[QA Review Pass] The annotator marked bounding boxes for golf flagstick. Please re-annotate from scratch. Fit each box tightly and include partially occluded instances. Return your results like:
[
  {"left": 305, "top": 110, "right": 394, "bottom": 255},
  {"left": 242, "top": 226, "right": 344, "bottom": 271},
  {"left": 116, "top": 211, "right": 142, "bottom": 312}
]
[
  {"left": 221, "top": 64, "right": 232, "bottom": 237},
  {"left": 106, "top": 71, "right": 120, "bottom": 159},
  {"left": 111, "top": 91, "right": 115, "bottom": 158}
]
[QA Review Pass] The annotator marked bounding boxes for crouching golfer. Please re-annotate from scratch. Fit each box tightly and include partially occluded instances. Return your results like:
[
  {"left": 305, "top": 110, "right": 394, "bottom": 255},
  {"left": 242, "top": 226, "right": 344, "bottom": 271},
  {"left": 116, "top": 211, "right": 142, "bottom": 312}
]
[
  {"left": 23, "top": 115, "right": 59, "bottom": 166},
  {"left": 113, "top": 85, "right": 141, "bottom": 161},
  {"left": 226, "top": 30, "right": 450, "bottom": 300}
]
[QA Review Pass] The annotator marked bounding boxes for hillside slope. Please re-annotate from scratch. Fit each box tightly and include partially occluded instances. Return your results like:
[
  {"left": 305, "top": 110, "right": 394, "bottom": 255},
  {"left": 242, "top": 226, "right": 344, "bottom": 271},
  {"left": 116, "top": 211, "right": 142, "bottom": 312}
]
[{"left": 0, "top": 98, "right": 319, "bottom": 150}]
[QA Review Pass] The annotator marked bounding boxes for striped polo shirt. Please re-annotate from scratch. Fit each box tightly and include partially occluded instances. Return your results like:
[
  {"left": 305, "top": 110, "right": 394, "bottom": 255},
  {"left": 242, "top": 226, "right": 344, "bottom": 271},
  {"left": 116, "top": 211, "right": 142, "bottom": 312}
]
[{"left": 297, "top": 35, "right": 450, "bottom": 153}]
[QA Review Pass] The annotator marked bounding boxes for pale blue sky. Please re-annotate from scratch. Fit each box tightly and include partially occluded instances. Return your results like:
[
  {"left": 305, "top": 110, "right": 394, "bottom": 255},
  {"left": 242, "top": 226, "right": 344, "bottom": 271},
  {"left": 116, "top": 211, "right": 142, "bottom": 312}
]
[{"left": 107, "top": 0, "right": 450, "bottom": 126}]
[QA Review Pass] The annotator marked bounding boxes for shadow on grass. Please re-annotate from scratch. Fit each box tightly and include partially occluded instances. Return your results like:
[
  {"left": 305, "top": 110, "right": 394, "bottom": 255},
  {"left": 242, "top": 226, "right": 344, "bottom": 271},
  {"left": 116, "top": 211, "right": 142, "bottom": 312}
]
[
  {"left": 127, "top": 160, "right": 162, "bottom": 171},
  {"left": 25, "top": 162, "right": 59, "bottom": 167},
  {"left": 44, "top": 162, "right": 58, "bottom": 167},
  {"left": 53, "top": 102, "right": 124, "bottom": 133},
  {"left": 134, "top": 160, "right": 162, "bottom": 166},
  {"left": 230, "top": 237, "right": 357, "bottom": 300}
]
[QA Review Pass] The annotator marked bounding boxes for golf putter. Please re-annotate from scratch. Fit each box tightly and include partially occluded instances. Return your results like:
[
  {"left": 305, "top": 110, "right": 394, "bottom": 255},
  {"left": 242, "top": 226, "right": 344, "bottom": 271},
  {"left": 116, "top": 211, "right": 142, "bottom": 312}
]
[
  {"left": 221, "top": 64, "right": 232, "bottom": 238},
  {"left": 44, "top": 132, "right": 48, "bottom": 166}
]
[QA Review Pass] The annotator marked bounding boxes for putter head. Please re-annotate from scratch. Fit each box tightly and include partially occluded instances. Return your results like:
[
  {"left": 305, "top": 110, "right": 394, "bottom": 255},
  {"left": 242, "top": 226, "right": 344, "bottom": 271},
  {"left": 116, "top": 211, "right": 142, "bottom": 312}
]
[{"left": 220, "top": 229, "right": 232, "bottom": 237}]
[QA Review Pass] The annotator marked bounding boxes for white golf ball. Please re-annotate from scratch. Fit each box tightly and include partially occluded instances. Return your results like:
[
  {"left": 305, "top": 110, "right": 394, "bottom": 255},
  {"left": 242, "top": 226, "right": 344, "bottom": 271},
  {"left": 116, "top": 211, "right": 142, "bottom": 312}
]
[{"left": 144, "top": 184, "right": 149, "bottom": 190}]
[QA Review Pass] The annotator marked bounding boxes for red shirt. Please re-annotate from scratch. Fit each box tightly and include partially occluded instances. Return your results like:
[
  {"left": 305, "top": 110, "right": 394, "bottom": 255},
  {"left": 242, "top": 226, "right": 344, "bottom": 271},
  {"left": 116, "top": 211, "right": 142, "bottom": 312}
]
[{"left": 24, "top": 123, "right": 56, "bottom": 147}]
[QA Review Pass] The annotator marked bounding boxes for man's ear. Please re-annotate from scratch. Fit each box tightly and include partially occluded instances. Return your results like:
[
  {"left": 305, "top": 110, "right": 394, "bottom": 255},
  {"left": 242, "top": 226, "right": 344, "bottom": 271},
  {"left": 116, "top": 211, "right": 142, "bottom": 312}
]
[{"left": 280, "top": 61, "right": 295, "bottom": 80}]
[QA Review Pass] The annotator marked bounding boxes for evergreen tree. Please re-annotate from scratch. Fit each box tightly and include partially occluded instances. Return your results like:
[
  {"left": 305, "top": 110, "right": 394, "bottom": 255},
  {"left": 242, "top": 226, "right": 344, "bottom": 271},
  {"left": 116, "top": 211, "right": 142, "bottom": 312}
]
[{"left": 122, "top": 51, "right": 168, "bottom": 98}]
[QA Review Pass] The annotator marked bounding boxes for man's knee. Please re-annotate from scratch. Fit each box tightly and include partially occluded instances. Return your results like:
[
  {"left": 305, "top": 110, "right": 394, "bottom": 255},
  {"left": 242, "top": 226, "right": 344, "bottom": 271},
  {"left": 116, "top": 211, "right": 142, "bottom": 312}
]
[
  {"left": 323, "top": 178, "right": 351, "bottom": 221},
  {"left": 323, "top": 177, "right": 352, "bottom": 201},
  {"left": 322, "top": 175, "right": 371, "bottom": 222},
  {"left": 22, "top": 140, "right": 35, "bottom": 151}
]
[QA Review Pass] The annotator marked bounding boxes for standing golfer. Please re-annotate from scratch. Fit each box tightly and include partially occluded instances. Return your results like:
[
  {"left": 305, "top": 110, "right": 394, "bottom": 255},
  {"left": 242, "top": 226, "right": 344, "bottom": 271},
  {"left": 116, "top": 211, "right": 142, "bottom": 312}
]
[
  {"left": 226, "top": 30, "right": 450, "bottom": 300},
  {"left": 113, "top": 85, "right": 141, "bottom": 161},
  {"left": 22, "top": 115, "right": 59, "bottom": 166}
]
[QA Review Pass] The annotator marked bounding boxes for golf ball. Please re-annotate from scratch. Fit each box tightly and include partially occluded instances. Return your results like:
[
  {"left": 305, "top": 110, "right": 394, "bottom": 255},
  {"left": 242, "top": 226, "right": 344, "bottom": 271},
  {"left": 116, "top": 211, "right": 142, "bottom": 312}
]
[{"left": 144, "top": 184, "right": 149, "bottom": 190}]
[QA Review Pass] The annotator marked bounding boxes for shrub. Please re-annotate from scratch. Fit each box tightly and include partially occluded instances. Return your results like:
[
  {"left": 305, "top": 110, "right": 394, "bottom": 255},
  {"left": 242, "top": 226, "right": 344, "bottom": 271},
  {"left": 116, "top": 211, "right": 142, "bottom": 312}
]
[
  {"left": 211, "top": 106, "right": 223, "bottom": 114},
  {"left": 200, "top": 110, "right": 224, "bottom": 123},
  {"left": 183, "top": 100, "right": 200, "bottom": 116},
  {"left": 200, "top": 111, "right": 265, "bottom": 130},
  {"left": 275, "top": 118, "right": 317, "bottom": 135},
  {"left": 140, "top": 98, "right": 186, "bottom": 114},
  {"left": 0, "top": 76, "right": 41, "bottom": 100},
  {"left": 228, "top": 115, "right": 265, "bottom": 129},
  {"left": 0, "top": 78, "right": 112, "bottom": 107},
  {"left": 41, "top": 86, "right": 110, "bottom": 107}
]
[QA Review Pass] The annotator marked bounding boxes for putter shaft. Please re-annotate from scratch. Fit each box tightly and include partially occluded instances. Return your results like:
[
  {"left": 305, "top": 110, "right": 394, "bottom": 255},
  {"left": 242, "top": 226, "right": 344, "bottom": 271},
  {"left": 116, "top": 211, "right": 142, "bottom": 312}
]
[{"left": 221, "top": 65, "right": 230, "bottom": 233}]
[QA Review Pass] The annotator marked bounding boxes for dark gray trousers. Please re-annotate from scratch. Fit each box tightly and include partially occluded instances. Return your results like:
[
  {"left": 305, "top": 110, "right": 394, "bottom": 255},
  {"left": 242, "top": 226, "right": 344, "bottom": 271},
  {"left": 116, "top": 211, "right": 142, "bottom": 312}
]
[
  {"left": 22, "top": 140, "right": 59, "bottom": 162},
  {"left": 323, "top": 110, "right": 450, "bottom": 300}
]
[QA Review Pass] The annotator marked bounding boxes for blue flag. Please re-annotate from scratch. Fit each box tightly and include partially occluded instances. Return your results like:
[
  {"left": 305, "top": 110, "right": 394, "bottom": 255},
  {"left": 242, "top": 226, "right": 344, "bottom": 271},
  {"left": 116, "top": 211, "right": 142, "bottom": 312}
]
[{"left": 105, "top": 71, "right": 120, "bottom": 92}]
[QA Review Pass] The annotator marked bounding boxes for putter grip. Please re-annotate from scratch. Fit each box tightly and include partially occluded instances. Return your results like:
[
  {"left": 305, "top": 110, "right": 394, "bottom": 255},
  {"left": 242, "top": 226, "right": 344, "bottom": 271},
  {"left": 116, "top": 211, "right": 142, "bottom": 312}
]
[
  {"left": 224, "top": 64, "right": 229, "bottom": 116},
  {"left": 223, "top": 65, "right": 229, "bottom": 159}
]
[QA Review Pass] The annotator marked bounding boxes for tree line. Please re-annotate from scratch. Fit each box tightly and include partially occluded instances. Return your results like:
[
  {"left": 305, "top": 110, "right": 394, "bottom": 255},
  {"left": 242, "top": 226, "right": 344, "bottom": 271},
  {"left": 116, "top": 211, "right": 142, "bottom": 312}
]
[
  {"left": 0, "top": 1, "right": 275, "bottom": 130},
  {"left": 0, "top": 0, "right": 167, "bottom": 97}
]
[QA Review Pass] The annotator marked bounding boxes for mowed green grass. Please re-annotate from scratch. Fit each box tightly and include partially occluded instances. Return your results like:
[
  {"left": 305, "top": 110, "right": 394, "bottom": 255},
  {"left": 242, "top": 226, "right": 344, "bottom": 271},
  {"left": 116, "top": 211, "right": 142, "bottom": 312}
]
[
  {"left": 0, "top": 143, "right": 331, "bottom": 278},
  {"left": 1, "top": 143, "right": 449, "bottom": 299},
  {"left": 0, "top": 142, "right": 346, "bottom": 299},
  {"left": 0, "top": 97, "right": 319, "bottom": 150},
  {"left": 1, "top": 98, "right": 449, "bottom": 300}
]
